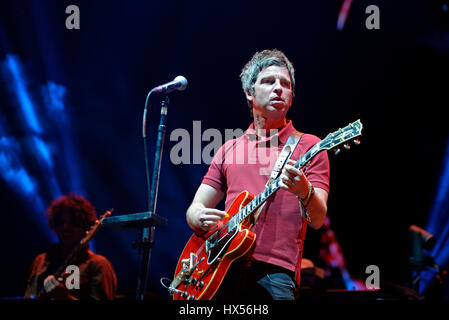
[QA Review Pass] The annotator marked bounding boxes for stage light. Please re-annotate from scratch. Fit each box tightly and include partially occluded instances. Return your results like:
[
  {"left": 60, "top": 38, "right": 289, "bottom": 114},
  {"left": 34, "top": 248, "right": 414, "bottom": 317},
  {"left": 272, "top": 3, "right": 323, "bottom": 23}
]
[
  {"left": 407, "top": 224, "right": 448, "bottom": 297},
  {"left": 425, "top": 136, "right": 449, "bottom": 271},
  {"left": 337, "top": 0, "right": 353, "bottom": 31},
  {"left": 410, "top": 225, "right": 436, "bottom": 251},
  {"left": 2, "top": 55, "right": 42, "bottom": 134},
  {"left": 0, "top": 55, "right": 84, "bottom": 243},
  {"left": 0, "top": 136, "right": 57, "bottom": 242},
  {"left": 409, "top": 225, "right": 436, "bottom": 268}
]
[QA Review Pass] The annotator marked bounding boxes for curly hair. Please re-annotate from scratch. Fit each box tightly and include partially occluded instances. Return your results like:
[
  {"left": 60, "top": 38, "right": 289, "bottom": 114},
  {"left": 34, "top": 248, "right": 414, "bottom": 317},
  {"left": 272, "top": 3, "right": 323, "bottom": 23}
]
[
  {"left": 47, "top": 193, "right": 97, "bottom": 232},
  {"left": 240, "top": 49, "right": 295, "bottom": 116}
]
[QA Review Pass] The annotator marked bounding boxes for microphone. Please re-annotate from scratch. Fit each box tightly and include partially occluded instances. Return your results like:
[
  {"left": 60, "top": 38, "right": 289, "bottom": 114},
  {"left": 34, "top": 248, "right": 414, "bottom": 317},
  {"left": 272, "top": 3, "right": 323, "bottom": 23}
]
[{"left": 153, "top": 75, "right": 188, "bottom": 94}]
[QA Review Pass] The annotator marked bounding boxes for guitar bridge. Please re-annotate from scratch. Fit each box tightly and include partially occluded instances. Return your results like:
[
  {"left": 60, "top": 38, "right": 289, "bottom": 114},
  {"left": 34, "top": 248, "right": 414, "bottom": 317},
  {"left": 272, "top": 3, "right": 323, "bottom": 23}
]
[{"left": 168, "top": 254, "right": 205, "bottom": 296}]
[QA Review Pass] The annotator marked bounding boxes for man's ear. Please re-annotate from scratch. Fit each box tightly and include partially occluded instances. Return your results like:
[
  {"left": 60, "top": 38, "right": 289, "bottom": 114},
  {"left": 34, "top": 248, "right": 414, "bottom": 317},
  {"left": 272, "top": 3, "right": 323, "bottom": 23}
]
[{"left": 244, "top": 88, "right": 253, "bottom": 103}]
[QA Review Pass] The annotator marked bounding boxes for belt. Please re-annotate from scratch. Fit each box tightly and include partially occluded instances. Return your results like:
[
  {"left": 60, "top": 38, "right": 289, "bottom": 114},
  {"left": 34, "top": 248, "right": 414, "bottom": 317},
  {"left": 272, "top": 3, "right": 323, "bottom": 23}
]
[{"left": 235, "top": 260, "right": 295, "bottom": 279}]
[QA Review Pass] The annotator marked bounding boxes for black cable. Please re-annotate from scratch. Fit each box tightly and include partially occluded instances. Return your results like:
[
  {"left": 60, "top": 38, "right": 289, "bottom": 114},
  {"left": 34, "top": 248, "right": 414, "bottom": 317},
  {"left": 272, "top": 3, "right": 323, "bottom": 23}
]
[{"left": 142, "top": 89, "right": 154, "bottom": 213}]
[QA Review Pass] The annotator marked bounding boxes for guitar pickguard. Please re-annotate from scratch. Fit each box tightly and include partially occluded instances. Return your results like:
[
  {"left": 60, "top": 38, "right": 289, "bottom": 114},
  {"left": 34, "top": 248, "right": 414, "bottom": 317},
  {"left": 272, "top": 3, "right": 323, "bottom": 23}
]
[{"left": 205, "top": 226, "right": 239, "bottom": 265}]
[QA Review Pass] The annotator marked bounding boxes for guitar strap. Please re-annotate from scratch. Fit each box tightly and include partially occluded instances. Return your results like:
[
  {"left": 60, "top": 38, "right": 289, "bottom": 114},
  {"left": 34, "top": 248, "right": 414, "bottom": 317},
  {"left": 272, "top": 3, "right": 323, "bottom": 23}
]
[
  {"left": 252, "top": 131, "right": 303, "bottom": 224},
  {"left": 265, "top": 131, "right": 303, "bottom": 188}
]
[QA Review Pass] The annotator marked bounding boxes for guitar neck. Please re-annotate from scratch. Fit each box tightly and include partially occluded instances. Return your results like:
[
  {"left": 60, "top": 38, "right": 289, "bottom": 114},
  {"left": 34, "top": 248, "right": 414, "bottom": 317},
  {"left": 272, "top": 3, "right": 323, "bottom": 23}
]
[
  {"left": 54, "top": 242, "right": 87, "bottom": 278},
  {"left": 228, "top": 142, "right": 320, "bottom": 229}
]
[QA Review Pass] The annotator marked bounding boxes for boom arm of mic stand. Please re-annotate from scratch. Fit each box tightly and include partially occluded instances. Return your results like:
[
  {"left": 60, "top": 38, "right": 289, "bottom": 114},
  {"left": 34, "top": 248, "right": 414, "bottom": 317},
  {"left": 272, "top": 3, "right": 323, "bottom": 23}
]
[{"left": 148, "top": 95, "right": 169, "bottom": 216}]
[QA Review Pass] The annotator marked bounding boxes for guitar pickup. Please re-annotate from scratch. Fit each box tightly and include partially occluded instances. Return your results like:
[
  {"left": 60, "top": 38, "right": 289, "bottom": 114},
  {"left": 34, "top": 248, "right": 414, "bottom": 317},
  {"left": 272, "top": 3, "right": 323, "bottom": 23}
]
[
  {"left": 182, "top": 253, "right": 204, "bottom": 273},
  {"left": 189, "top": 252, "right": 197, "bottom": 269}
]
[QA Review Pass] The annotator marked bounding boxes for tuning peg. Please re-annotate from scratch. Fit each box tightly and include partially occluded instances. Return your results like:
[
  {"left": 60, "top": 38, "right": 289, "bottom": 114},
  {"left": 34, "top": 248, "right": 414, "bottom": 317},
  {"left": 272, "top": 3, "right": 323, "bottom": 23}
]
[
  {"left": 344, "top": 143, "right": 350, "bottom": 150},
  {"left": 334, "top": 148, "right": 341, "bottom": 155},
  {"left": 353, "top": 138, "right": 360, "bottom": 145}
]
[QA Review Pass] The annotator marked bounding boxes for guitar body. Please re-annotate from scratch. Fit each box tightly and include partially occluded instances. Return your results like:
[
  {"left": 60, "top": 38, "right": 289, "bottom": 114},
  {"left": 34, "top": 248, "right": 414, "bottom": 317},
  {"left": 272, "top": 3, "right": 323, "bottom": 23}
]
[{"left": 172, "top": 191, "right": 257, "bottom": 300}]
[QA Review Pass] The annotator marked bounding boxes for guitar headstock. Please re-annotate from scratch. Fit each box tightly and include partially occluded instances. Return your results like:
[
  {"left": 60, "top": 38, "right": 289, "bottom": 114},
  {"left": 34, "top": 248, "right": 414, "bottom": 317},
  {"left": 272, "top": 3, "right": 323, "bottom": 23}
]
[
  {"left": 80, "top": 209, "right": 113, "bottom": 245},
  {"left": 319, "top": 119, "right": 363, "bottom": 154}
]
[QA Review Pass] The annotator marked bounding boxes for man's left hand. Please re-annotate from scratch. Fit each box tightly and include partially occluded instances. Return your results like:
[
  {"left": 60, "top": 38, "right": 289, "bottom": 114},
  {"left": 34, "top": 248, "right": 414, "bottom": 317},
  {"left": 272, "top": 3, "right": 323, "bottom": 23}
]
[{"left": 278, "top": 159, "right": 310, "bottom": 198}]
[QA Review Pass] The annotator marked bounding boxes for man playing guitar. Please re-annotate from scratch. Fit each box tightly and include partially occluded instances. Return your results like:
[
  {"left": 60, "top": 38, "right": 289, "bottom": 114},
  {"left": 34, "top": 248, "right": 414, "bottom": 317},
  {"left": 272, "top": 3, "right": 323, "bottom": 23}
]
[
  {"left": 185, "top": 49, "right": 330, "bottom": 300},
  {"left": 24, "top": 194, "right": 117, "bottom": 300}
]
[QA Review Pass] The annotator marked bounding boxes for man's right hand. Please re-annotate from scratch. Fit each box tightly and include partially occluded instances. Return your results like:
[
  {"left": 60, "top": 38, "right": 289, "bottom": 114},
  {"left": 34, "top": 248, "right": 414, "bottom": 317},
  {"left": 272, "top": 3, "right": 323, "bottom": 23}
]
[
  {"left": 186, "top": 184, "right": 226, "bottom": 232},
  {"left": 43, "top": 275, "right": 70, "bottom": 299},
  {"left": 43, "top": 275, "right": 78, "bottom": 300},
  {"left": 197, "top": 208, "right": 227, "bottom": 231}
]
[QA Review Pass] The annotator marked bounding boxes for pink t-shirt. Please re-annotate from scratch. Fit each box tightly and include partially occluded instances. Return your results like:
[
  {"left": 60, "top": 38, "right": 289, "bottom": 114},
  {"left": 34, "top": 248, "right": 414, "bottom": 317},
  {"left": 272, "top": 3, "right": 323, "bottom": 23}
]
[{"left": 202, "top": 120, "right": 330, "bottom": 284}]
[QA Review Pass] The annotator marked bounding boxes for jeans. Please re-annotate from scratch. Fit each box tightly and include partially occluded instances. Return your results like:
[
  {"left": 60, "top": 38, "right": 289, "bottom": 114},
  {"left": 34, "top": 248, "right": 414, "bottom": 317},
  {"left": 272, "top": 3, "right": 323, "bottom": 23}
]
[{"left": 213, "top": 260, "right": 298, "bottom": 300}]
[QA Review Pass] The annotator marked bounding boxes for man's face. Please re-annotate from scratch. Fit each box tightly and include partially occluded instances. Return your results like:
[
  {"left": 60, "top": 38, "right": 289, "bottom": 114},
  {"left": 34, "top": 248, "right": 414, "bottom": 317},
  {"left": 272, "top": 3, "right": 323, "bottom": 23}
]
[
  {"left": 246, "top": 65, "right": 293, "bottom": 120},
  {"left": 54, "top": 210, "right": 85, "bottom": 248}
]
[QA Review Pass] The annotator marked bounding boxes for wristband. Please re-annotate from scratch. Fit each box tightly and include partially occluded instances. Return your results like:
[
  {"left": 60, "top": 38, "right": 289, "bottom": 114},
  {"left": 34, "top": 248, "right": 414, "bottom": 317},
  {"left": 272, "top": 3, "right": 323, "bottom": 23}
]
[
  {"left": 297, "top": 182, "right": 315, "bottom": 223},
  {"left": 297, "top": 181, "right": 314, "bottom": 205}
]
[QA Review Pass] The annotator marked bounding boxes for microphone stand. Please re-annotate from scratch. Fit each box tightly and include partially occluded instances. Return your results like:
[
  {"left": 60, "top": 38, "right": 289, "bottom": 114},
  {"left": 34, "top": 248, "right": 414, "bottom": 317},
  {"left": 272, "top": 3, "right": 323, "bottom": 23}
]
[
  {"left": 135, "top": 94, "right": 169, "bottom": 300},
  {"left": 100, "top": 92, "right": 169, "bottom": 300}
]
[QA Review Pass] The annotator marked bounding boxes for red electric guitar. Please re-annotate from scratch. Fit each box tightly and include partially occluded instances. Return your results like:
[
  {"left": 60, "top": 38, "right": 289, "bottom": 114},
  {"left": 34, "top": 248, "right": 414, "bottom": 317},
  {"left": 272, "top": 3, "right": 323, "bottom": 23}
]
[{"left": 169, "top": 120, "right": 363, "bottom": 300}]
